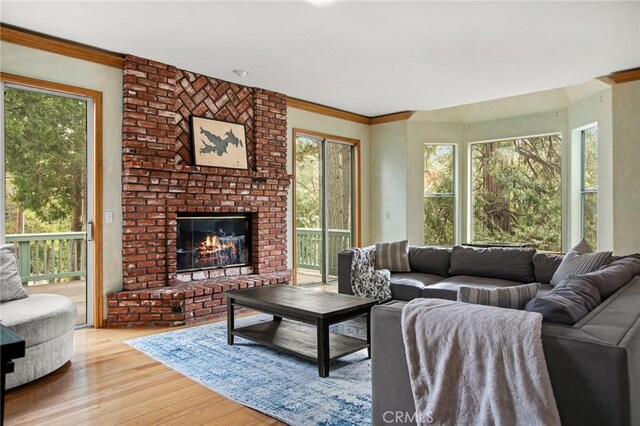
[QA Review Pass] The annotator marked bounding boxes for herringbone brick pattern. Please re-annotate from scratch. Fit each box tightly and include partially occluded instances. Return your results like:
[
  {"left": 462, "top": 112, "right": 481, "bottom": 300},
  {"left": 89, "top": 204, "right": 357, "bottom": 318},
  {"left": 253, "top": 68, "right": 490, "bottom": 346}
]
[{"left": 175, "top": 70, "right": 255, "bottom": 167}]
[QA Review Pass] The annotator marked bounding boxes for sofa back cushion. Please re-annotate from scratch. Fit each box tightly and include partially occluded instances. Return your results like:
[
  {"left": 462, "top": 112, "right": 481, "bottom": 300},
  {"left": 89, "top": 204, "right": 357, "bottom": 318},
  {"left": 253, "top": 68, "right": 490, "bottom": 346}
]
[
  {"left": 457, "top": 282, "right": 539, "bottom": 310},
  {"left": 448, "top": 245, "right": 536, "bottom": 282},
  {"left": 532, "top": 252, "right": 564, "bottom": 283},
  {"left": 550, "top": 240, "right": 612, "bottom": 286},
  {"left": 525, "top": 275, "right": 601, "bottom": 325},
  {"left": 584, "top": 254, "right": 640, "bottom": 300},
  {"left": 408, "top": 246, "right": 451, "bottom": 276},
  {"left": 375, "top": 240, "right": 411, "bottom": 272}
]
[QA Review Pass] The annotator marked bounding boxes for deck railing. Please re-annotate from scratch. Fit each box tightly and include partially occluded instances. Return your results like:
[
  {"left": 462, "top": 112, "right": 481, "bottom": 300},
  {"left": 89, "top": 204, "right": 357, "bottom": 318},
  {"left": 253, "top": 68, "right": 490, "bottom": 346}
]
[
  {"left": 296, "top": 228, "right": 351, "bottom": 275},
  {"left": 5, "top": 232, "right": 87, "bottom": 284}
]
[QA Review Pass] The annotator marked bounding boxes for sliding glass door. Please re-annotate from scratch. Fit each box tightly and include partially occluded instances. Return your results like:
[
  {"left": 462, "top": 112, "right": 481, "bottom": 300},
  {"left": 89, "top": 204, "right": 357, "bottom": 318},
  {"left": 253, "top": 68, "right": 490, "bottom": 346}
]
[
  {"left": 1, "top": 83, "right": 94, "bottom": 326},
  {"left": 295, "top": 130, "right": 356, "bottom": 285}
]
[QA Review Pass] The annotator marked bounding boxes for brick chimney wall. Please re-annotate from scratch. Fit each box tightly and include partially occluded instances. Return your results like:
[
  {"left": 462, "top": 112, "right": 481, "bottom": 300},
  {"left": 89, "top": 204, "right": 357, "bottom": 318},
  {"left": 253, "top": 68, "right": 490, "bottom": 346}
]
[{"left": 110, "top": 55, "right": 291, "bottom": 327}]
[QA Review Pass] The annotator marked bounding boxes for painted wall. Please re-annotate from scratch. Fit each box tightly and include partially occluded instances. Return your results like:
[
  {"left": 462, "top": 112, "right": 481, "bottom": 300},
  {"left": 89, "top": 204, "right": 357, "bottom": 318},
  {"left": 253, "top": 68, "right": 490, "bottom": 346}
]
[
  {"left": 0, "top": 41, "right": 124, "bottom": 312},
  {"left": 612, "top": 80, "right": 640, "bottom": 254},
  {"left": 373, "top": 81, "right": 628, "bottom": 254},
  {"left": 286, "top": 107, "right": 372, "bottom": 266},
  {"left": 369, "top": 121, "right": 407, "bottom": 242}
]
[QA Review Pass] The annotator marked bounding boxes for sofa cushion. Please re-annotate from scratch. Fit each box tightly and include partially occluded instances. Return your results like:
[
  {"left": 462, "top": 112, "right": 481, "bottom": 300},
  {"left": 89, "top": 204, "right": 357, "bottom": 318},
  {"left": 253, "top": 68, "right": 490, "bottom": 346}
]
[
  {"left": 390, "top": 272, "right": 443, "bottom": 301},
  {"left": 457, "top": 282, "right": 540, "bottom": 310},
  {"left": 550, "top": 240, "right": 612, "bottom": 286},
  {"left": 532, "top": 252, "right": 564, "bottom": 284},
  {"left": 0, "top": 294, "right": 77, "bottom": 347},
  {"left": 421, "top": 275, "right": 524, "bottom": 301},
  {"left": 525, "top": 275, "right": 601, "bottom": 325},
  {"left": 583, "top": 254, "right": 640, "bottom": 300},
  {"left": 0, "top": 244, "right": 28, "bottom": 303},
  {"left": 408, "top": 246, "right": 451, "bottom": 276},
  {"left": 448, "top": 246, "right": 536, "bottom": 282},
  {"left": 375, "top": 240, "right": 411, "bottom": 272},
  {"left": 390, "top": 272, "right": 444, "bottom": 287}
]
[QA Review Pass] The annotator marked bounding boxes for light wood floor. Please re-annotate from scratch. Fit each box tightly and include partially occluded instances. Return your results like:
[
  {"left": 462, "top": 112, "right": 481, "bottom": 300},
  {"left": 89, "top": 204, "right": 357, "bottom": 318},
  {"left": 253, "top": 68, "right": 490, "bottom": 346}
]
[
  {"left": 24, "top": 280, "right": 86, "bottom": 324},
  {"left": 5, "top": 284, "right": 339, "bottom": 426},
  {"left": 5, "top": 317, "right": 286, "bottom": 426}
]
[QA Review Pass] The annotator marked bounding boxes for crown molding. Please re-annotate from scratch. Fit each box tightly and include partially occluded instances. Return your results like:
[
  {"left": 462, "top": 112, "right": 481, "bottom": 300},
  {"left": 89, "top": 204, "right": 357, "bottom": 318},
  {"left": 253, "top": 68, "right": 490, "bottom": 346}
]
[
  {"left": 0, "top": 23, "right": 124, "bottom": 68},
  {"left": 288, "top": 97, "right": 370, "bottom": 125},
  {"left": 602, "top": 67, "right": 640, "bottom": 85},
  {"left": 369, "top": 111, "right": 414, "bottom": 125},
  {"left": 288, "top": 97, "right": 414, "bottom": 125}
]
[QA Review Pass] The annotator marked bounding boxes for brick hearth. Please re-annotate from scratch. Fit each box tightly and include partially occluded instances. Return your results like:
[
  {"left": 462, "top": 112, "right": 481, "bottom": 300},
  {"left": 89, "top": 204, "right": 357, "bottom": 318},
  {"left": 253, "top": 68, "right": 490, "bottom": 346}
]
[{"left": 108, "top": 55, "right": 292, "bottom": 327}]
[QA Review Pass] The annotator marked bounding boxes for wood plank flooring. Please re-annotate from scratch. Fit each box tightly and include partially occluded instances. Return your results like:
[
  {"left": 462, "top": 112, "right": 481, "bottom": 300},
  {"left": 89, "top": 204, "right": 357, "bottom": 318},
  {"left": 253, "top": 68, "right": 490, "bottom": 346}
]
[{"left": 4, "top": 317, "right": 285, "bottom": 426}]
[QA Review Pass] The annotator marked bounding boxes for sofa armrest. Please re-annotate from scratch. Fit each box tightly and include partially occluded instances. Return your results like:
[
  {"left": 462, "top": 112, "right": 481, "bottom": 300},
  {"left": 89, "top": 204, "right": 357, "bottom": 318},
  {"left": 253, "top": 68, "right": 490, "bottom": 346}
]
[
  {"left": 371, "top": 301, "right": 415, "bottom": 425},
  {"left": 338, "top": 250, "right": 354, "bottom": 295}
]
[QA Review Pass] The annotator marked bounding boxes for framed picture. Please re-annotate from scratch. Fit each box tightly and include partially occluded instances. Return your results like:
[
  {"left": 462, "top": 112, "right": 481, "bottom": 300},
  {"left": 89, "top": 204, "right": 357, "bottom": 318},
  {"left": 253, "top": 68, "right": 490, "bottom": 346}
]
[{"left": 190, "top": 116, "right": 248, "bottom": 169}]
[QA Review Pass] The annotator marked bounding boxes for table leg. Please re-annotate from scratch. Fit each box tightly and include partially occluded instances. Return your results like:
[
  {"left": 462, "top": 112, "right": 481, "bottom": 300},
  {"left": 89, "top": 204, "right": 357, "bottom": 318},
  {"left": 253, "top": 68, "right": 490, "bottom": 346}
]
[
  {"left": 1, "top": 363, "right": 6, "bottom": 426},
  {"left": 227, "top": 298, "right": 235, "bottom": 345},
  {"left": 366, "top": 311, "right": 372, "bottom": 359},
  {"left": 317, "top": 319, "right": 330, "bottom": 378}
]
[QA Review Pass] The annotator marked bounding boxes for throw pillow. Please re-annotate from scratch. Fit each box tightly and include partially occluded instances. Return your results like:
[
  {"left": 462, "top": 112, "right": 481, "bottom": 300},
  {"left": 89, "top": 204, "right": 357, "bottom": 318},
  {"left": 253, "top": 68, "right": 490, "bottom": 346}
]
[
  {"left": 532, "top": 252, "right": 564, "bottom": 283},
  {"left": 457, "top": 282, "right": 539, "bottom": 310},
  {"left": 0, "top": 244, "right": 29, "bottom": 303},
  {"left": 408, "top": 246, "right": 451, "bottom": 276},
  {"left": 585, "top": 254, "right": 640, "bottom": 299},
  {"left": 375, "top": 240, "right": 411, "bottom": 272},
  {"left": 525, "top": 274, "right": 601, "bottom": 325},
  {"left": 550, "top": 240, "right": 612, "bottom": 286}
]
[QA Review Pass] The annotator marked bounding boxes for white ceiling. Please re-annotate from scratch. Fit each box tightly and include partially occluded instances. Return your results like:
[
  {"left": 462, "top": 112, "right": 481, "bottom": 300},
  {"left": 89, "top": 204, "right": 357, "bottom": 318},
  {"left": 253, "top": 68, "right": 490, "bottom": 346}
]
[{"left": 2, "top": 1, "right": 639, "bottom": 117}]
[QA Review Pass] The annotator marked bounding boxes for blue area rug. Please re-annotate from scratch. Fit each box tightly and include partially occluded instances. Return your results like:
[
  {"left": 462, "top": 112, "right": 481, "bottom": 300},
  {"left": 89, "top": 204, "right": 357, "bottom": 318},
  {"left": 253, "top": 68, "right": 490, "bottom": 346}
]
[{"left": 126, "top": 314, "right": 371, "bottom": 425}]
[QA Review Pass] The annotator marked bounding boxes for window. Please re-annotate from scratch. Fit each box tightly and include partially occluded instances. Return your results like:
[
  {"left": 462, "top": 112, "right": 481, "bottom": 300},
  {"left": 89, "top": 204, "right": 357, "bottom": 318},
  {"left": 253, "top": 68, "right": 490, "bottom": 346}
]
[
  {"left": 423, "top": 144, "right": 455, "bottom": 245},
  {"left": 581, "top": 126, "right": 598, "bottom": 249},
  {"left": 471, "top": 135, "right": 562, "bottom": 251}
]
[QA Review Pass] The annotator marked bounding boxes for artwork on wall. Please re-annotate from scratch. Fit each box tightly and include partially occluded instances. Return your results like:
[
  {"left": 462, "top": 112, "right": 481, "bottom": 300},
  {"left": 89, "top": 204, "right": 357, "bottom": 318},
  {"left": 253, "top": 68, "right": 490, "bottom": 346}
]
[{"left": 190, "top": 116, "right": 248, "bottom": 169}]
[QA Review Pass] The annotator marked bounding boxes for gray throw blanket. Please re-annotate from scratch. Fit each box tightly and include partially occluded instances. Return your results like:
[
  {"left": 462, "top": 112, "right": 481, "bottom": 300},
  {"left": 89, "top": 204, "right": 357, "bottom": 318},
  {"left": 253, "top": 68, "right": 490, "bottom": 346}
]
[
  {"left": 401, "top": 298, "right": 561, "bottom": 426},
  {"left": 349, "top": 247, "right": 391, "bottom": 302}
]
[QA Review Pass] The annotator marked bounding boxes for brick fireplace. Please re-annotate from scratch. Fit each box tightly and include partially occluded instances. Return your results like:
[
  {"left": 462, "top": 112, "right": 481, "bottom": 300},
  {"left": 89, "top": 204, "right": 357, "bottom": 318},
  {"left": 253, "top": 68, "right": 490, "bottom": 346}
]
[{"left": 107, "top": 55, "right": 292, "bottom": 327}]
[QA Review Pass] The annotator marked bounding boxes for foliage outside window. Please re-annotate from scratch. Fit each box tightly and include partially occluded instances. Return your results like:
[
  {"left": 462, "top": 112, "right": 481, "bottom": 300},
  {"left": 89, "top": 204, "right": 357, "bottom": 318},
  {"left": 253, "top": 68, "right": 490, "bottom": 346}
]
[
  {"left": 471, "top": 135, "right": 562, "bottom": 251},
  {"left": 581, "top": 126, "right": 598, "bottom": 249},
  {"left": 4, "top": 87, "right": 87, "bottom": 235},
  {"left": 424, "top": 145, "right": 455, "bottom": 245}
]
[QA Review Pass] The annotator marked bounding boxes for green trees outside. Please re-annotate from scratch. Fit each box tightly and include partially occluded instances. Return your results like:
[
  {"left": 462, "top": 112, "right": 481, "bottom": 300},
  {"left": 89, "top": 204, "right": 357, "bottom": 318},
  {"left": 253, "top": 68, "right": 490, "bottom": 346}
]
[
  {"left": 423, "top": 145, "right": 455, "bottom": 245},
  {"left": 581, "top": 127, "right": 598, "bottom": 249},
  {"left": 295, "top": 136, "right": 353, "bottom": 231},
  {"left": 4, "top": 88, "right": 87, "bottom": 234},
  {"left": 295, "top": 136, "right": 322, "bottom": 229},
  {"left": 424, "top": 136, "right": 563, "bottom": 252},
  {"left": 471, "top": 135, "right": 562, "bottom": 251}
]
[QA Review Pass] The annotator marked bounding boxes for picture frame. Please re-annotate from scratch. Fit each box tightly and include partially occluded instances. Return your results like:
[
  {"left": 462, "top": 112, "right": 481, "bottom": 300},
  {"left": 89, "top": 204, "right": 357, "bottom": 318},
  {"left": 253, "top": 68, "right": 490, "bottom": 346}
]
[{"left": 190, "top": 116, "right": 249, "bottom": 170}]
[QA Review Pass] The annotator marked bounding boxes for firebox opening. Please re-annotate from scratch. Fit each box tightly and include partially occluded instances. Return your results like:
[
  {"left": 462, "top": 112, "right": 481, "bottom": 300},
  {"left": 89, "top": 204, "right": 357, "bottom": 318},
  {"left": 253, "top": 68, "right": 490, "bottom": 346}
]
[{"left": 176, "top": 213, "right": 252, "bottom": 272}]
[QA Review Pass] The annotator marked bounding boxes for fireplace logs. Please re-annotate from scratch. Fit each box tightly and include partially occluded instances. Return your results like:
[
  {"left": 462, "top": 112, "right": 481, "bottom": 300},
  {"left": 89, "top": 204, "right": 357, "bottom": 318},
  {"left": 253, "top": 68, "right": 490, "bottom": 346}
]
[{"left": 176, "top": 215, "right": 251, "bottom": 271}]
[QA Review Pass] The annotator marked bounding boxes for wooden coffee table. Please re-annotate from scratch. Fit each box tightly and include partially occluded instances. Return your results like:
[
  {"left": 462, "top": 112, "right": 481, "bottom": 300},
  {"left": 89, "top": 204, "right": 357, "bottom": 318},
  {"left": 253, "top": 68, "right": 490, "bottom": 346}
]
[{"left": 223, "top": 285, "right": 377, "bottom": 377}]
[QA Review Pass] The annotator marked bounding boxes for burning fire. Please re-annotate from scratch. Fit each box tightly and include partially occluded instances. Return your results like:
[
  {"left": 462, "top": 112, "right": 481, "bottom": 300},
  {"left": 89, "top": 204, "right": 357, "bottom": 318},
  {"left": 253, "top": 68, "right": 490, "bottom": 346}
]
[{"left": 200, "top": 235, "right": 237, "bottom": 255}]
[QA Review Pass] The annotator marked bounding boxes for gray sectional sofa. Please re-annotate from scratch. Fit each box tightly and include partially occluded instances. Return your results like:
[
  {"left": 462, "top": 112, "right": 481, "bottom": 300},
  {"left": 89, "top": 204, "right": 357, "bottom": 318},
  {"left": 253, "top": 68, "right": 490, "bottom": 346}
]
[{"left": 337, "top": 245, "right": 640, "bottom": 426}]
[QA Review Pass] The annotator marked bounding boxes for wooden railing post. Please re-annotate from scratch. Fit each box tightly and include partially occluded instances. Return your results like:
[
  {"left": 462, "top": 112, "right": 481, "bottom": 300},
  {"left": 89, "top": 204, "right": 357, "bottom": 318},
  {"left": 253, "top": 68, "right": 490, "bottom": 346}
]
[{"left": 17, "top": 240, "right": 31, "bottom": 283}]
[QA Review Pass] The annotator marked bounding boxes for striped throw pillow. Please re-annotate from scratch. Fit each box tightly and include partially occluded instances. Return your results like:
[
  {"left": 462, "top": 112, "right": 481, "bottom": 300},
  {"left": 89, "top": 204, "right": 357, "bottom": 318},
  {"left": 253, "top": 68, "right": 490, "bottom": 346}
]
[
  {"left": 375, "top": 240, "right": 411, "bottom": 272},
  {"left": 550, "top": 240, "right": 612, "bottom": 286},
  {"left": 457, "top": 283, "right": 540, "bottom": 310}
]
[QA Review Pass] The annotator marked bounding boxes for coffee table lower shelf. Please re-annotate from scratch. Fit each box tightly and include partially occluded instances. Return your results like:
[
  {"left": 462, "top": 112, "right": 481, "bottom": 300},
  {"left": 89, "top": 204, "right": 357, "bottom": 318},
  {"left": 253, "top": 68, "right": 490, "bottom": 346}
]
[{"left": 232, "top": 320, "right": 369, "bottom": 363}]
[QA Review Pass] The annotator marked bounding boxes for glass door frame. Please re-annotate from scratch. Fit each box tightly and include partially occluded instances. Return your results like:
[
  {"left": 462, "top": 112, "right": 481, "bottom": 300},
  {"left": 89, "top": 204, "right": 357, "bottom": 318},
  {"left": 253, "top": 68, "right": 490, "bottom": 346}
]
[
  {"left": 292, "top": 128, "right": 361, "bottom": 286},
  {"left": 0, "top": 72, "right": 105, "bottom": 327}
]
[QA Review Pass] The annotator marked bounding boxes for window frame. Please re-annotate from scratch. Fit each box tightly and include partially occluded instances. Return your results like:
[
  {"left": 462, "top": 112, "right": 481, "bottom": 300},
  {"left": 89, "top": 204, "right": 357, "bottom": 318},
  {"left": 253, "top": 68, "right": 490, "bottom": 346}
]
[
  {"left": 580, "top": 125, "right": 598, "bottom": 248},
  {"left": 467, "top": 132, "right": 563, "bottom": 249},
  {"left": 423, "top": 143, "right": 458, "bottom": 246}
]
